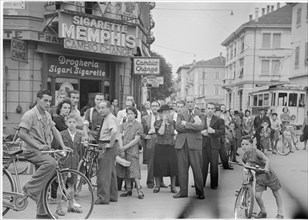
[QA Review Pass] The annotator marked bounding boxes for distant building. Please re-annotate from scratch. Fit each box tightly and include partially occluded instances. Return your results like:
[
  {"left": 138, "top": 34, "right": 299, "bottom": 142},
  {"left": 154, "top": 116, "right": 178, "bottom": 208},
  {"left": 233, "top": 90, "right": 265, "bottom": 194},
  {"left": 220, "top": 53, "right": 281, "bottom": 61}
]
[
  {"left": 289, "top": 3, "right": 308, "bottom": 112},
  {"left": 221, "top": 4, "right": 293, "bottom": 111},
  {"left": 175, "top": 54, "right": 226, "bottom": 109}
]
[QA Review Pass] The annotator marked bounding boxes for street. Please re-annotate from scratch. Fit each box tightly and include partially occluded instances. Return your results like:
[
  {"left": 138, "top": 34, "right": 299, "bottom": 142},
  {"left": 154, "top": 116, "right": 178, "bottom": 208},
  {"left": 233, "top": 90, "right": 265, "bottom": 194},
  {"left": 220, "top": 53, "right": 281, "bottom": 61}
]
[{"left": 3, "top": 144, "right": 307, "bottom": 219}]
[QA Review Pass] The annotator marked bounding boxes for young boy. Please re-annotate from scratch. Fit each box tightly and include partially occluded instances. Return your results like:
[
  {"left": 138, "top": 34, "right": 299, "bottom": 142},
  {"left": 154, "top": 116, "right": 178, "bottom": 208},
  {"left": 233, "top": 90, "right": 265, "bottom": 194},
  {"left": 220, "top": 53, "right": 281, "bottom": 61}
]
[
  {"left": 241, "top": 137, "right": 284, "bottom": 219},
  {"left": 260, "top": 121, "right": 271, "bottom": 154},
  {"left": 57, "top": 114, "right": 83, "bottom": 216},
  {"left": 270, "top": 113, "right": 281, "bottom": 154}
]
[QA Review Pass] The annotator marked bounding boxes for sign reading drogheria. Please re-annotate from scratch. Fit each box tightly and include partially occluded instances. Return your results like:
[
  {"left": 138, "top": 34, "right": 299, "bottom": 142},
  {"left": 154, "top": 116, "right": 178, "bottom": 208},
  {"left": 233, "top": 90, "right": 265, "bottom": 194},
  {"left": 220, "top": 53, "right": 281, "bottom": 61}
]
[
  {"left": 132, "top": 57, "right": 160, "bottom": 75},
  {"left": 47, "top": 55, "right": 108, "bottom": 79},
  {"left": 59, "top": 12, "right": 137, "bottom": 56}
]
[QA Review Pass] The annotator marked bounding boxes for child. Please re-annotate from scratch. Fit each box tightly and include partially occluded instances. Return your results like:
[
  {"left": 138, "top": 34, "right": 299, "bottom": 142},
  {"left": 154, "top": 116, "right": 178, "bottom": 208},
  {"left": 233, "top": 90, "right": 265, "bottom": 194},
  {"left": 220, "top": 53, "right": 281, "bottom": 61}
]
[
  {"left": 270, "top": 113, "right": 280, "bottom": 154},
  {"left": 57, "top": 114, "right": 83, "bottom": 216},
  {"left": 226, "top": 122, "right": 238, "bottom": 163},
  {"left": 260, "top": 121, "right": 271, "bottom": 154},
  {"left": 241, "top": 137, "right": 283, "bottom": 219}
]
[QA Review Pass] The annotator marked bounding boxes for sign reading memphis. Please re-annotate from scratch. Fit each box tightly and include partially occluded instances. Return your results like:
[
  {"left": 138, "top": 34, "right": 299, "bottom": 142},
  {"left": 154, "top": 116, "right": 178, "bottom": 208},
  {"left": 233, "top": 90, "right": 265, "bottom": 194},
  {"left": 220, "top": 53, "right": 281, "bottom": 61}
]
[{"left": 59, "top": 13, "right": 137, "bottom": 56}]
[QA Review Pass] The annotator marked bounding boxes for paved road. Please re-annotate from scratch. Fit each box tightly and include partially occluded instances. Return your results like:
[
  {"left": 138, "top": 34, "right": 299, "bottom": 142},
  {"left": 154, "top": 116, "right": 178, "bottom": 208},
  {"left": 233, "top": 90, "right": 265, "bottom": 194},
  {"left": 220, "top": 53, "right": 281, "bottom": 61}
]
[{"left": 3, "top": 145, "right": 307, "bottom": 219}]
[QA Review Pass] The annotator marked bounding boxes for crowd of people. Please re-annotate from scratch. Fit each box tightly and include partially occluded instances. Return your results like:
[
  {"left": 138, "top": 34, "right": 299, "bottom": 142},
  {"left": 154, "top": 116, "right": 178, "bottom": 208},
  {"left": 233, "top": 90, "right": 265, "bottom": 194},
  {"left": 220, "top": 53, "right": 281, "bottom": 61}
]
[{"left": 17, "top": 89, "right": 308, "bottom": 219}]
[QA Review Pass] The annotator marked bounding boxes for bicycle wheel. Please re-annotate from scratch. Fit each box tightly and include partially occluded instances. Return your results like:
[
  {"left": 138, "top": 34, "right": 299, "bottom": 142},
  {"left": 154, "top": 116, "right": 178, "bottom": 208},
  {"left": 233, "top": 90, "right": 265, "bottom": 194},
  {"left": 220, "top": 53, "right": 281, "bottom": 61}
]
[
  {"left": 7, "top": 159, "right": 28, "bottom": 175},
  {"left": 2, "top": 169, "right": 17, "bottom": 216},
  {"left": 88, "top": 159, "right": 97, "bottom": 188},
  {"left": 44, "top": 169, "right": 94, "bottom": 219},
  {"left": 276, "top": 136, "right": 291, "bottom": 156},
  {"left": 76, "top": 160, "right": 88, "bottom": 193},
  {"left": 234, "top": 185, "right": 254, "bottom": 219}
]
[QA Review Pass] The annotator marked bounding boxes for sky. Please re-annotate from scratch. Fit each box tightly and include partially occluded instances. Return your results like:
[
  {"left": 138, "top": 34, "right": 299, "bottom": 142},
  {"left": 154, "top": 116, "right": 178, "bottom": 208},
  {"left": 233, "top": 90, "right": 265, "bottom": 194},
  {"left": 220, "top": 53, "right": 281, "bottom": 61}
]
[{"left": 150, "top": 1, "right": 287, "bottom": 77}]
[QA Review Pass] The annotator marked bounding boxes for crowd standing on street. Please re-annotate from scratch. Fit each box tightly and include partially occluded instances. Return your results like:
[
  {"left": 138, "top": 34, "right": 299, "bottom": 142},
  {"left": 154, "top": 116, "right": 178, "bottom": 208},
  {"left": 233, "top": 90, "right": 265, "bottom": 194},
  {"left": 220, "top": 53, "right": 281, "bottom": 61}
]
[{"left": 16, "top": 88, "right": 308, "bottom": 219}]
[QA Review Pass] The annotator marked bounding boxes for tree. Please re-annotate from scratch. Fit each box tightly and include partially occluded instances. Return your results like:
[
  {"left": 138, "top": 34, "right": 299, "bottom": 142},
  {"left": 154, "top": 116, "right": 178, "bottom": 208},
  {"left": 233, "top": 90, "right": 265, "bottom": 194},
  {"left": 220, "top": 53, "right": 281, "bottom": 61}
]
[{"left": 149, "top": 50, "right": 174, "bottom": 101}]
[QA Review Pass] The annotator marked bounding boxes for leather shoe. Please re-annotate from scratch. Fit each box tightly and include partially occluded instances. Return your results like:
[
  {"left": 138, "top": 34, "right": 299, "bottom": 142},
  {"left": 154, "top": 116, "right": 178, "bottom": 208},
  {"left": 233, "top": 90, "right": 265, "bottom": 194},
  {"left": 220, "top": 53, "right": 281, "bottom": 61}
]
[
  {"left": 36, "top": 213, "right": 58, "bottom": 219},
  {"left": 255, "top": 211, "right": 267, "bottom": 218},
  {"left": 197, "top": 194, "right": 205, "bottom": 200},
  {"left": 173, "top": 192, "right": 188, "bottom": 199},
  {"left": 211, "top": 186, "right": 218, "bottom": 190},
  {"left": 120, "top": 191, "right": 132, "bottom": 197},
  {"left": 94, "top": 198, "right": 109, "bottom": 205}
]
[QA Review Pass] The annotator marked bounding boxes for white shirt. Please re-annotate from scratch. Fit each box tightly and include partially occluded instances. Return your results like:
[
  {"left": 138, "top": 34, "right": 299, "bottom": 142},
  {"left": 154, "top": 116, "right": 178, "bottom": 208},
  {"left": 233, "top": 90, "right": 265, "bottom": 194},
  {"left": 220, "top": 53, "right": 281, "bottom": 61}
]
[
  {"left": 117, "top": 108, "right": 141, "bottom": 124},
  {"left": 148, "top": 113, "right": 158, "bottom": 134},
  {"left": 68, "top": 129, "right": 76, "bottom": 141}
]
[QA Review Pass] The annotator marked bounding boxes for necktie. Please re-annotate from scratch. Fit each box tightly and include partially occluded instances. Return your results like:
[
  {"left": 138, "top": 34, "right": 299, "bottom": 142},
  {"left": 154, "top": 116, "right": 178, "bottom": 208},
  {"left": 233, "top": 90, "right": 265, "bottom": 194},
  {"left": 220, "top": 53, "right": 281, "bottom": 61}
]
[{"left": 123, "top": 116, "right": 127, "bottom": 123}]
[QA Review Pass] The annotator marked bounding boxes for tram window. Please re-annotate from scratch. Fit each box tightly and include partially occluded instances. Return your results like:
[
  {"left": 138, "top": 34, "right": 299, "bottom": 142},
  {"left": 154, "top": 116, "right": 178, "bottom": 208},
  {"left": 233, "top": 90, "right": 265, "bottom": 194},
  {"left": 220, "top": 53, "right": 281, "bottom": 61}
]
[
  {"left": 278, "top": 93, "right": 287, "bottom": 106},
  {"left": 288, "top": 93, "right": 297, "bottom": 107},
  {"left": 258, "top": 94, "right": 263, "bottom": 106},
  {"left": 299, "top": 94, "right": 305, "bottom": 107},
  {"left": 253, "top": 95, "right": 258, "bottom": 106},
  {"left": 264, "top": 94, "right": 269, "bottom": 106},
  {"left": 271, "top": 93, "right": 276, "bottom": 106}
]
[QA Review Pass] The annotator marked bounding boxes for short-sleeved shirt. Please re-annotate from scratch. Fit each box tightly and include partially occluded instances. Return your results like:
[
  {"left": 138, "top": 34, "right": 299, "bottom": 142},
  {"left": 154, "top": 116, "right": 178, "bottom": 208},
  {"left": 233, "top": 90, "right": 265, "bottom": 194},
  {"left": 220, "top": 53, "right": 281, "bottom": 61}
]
[
  {"left": 154, "top": 119, "right": 175, "bottom": 145},
  {"left": 99, "top": 112, "right": 119, "bottom": 142},
  {"left": 19, "top": 106, "right": 55, "bottom": 150},
  {"left": 83, "top": 107, "right": 103, "bottom": 131}
]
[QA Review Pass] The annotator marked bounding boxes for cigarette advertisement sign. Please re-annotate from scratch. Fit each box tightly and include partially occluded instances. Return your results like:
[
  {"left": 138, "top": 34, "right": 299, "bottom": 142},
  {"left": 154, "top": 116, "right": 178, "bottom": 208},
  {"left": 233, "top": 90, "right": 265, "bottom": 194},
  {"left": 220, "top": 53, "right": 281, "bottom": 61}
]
[
  {"left": 132, "top": 57, "right": 160, "bottom": 75},
  {"left": 59, "top": 12, "right": 137, "bottom": 56}
]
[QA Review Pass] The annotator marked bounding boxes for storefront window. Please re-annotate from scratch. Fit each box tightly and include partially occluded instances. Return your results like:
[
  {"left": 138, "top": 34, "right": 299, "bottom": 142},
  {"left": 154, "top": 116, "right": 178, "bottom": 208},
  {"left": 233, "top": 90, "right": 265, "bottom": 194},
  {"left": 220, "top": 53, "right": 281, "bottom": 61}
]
[
  {"left": 278, "top": 93, "right": 287, "bottom": 106},
  {"left": 288, "top": 93, "right": 298, "bottom": 107},
  {"left": 271, "top": 92, "right": 276, "bottom": 106}
]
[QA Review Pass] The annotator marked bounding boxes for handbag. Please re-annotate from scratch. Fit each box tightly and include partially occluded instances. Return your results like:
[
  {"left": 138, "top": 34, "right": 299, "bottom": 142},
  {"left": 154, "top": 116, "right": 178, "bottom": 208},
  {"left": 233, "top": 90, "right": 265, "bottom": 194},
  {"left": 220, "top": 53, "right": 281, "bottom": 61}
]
[{"left": 300, "top": 134, "right": 305, "bottom": 142}]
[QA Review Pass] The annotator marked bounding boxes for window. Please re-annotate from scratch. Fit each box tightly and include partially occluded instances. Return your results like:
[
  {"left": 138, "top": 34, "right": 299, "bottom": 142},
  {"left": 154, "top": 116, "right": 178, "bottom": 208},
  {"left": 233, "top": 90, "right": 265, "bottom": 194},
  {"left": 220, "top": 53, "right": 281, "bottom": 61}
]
[
  {"left": 239, "top": 59, "right": 244, "bottom": 77},
  {"left": 261, "top": 60, "right": 270, "bottom": 75},
  {"left": 215, "top": 72, "right": 219, "bottom": 80},
  {"left": 288, "top": 93, "right": 298, "bottom": 107},
  {"left": 230, "top": 45, "right": 233, "bottom": 59},
  {"left": 240, "top": 36, "right": 245, "bottom": 52},
  {"left": 305, "top": 42, "right": 308, "bottom": 66},
  {"left": 262, "top": 33, "right": 271, "bottom": 48},
  {"left": 199, "top": 85, "right": 204, "bottom": 96},
  {"left": 258, "top": 94, "right": 264, "bottom": 106},
  {"left": 273, "top": 33, "right": 281, "bottom": 48},
  {"left": 271, "top": 93, "right": 276, "bottom": 106},
  {"left": 299, "top": 94, "right": 305, "bottom": 107},
  {"left": 295, "top": 46, "right": 300, "bottom": 68},
  {"left": 278, "top": 93, "right": 288, "bottom": 106},
  {"left": 215, "top": 87, "right": 219, "bottom": 96},
  {"left": 253, "top": 95, "right": 258, "bottom": 106},
  {"left": 264, "top": 94, "right": 269, "bottom": 106},
  {"left": 271, "top": 60, "right": 280, "bottom": 75},
  {"left": 296, "top": 7, "right": 302, "bottom": 26}
]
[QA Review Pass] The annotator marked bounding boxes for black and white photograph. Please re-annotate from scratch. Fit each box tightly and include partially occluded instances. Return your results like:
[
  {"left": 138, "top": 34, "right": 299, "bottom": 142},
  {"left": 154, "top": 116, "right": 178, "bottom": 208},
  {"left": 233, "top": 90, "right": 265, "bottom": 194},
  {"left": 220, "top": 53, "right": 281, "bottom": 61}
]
[{"left": 1, "top": 1, "right": 308, "bottom": 219}]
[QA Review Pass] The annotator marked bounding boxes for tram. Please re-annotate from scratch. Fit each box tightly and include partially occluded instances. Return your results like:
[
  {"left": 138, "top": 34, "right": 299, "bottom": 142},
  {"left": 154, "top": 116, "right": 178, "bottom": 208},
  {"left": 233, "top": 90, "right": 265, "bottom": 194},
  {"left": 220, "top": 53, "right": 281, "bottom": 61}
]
[{"left": 248, "top": 84, "right": 306, "bottom": 126}]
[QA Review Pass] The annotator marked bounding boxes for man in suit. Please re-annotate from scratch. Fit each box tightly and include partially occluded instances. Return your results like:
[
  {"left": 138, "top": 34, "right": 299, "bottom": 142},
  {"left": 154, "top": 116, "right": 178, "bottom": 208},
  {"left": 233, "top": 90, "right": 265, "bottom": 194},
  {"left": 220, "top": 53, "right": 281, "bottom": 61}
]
[
  {"left": 174, "top": 96, "right": 205, "bottom": 200},
  {"left": 202, "top": 103, "right": 226, "bottom": 190},
  {"left": 253, "top": 108, "right": 271, "bottom": 150},
  {"left": 142, "top": 101, "right": 152, "bottom": 117},
  {"left": 141, "top": 101, "right": 160, "bottom": 188}
]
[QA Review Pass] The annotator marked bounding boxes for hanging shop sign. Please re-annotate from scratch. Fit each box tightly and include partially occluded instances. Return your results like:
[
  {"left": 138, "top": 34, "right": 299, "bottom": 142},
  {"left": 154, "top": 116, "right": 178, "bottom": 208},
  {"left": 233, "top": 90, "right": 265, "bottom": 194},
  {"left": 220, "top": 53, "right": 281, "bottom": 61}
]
[
  {"left": 59, "top": 12, "right": 137, "bottom": 56},
  {"left": 3, "top": 1, "right": 25, "bottom": 9},
  {"left": 46, "top": 55, "right": 108, "bottom": 79},
  {"left": 132, "top": 57, "right": 160, "bottom": 75},
  {"left": 11, "top": 37, "right": 28, "bottom": 63}
]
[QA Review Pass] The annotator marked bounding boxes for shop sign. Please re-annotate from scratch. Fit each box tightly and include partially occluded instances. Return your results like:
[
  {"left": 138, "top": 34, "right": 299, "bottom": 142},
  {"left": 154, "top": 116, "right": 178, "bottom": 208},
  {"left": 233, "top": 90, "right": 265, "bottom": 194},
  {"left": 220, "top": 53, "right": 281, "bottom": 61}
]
[
  {"left": 3, "top": 2, "right": 25, "bottom": 9},
  {"left": 144, "top": 76, "right": 164, "bottom": 87},
  {"left": 11, "top": 37, "right": 28, "bottom": 63},
  {"left": 59, "top": 12, "right": 137, "bottom": 56},
  {"left": 132, "top": 57, "right": 160, "bottom": 75},
  {"left": 46, "top": 55, "right": 107, "bottom": 79}
]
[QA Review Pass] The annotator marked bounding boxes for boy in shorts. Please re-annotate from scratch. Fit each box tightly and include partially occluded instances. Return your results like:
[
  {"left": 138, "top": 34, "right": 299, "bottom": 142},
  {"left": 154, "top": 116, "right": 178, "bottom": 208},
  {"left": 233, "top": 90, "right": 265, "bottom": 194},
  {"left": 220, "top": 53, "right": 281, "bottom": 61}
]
[{"left": 241, "top": 137, "right": 284, "bottom": 219}]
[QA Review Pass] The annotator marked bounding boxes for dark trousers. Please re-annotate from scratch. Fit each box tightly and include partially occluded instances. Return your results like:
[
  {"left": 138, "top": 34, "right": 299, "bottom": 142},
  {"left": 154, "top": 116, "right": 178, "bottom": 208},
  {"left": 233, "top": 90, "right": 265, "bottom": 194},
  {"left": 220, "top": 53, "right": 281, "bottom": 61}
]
[
  {"left": 97, "top": 143, "right": 118, "bottom": 203},
  {"left": 219, "top": 142, "right": 230, "bottom": 168},
  {"left": 256, "top": 132, "right": 262, "bottom": 150},
  {"left": 176, "top": 140, "right": 204, "bottom": 196},
  {"left": 202, "top": 145, "right": 219, "bottom": 188},
  {"left": 145, "top": 134, "right": 156, "bottom": 187}
]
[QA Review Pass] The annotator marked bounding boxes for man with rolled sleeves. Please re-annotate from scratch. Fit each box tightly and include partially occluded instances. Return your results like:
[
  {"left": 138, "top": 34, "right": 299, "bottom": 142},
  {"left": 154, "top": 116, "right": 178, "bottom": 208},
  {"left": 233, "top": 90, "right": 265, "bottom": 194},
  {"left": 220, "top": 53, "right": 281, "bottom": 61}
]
[
  {"left": 174, "top": 96, "right": 205, "bottom": 200},
  {"left": 202, "top": 103, "right": 225, "bottom": 190},
  {"left": 19, "top": 89, "right": 70, "bottom": 219},
  {"left": 95, "top": 100, "right": 119, "bottom": 205}
]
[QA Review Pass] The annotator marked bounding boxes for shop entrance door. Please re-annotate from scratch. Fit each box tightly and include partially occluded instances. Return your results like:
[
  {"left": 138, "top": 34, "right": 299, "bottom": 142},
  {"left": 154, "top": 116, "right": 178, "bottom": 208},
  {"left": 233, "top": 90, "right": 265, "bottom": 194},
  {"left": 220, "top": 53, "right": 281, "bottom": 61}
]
[{"left": 80, "top": 79, "right": 101, "bottom": 109}]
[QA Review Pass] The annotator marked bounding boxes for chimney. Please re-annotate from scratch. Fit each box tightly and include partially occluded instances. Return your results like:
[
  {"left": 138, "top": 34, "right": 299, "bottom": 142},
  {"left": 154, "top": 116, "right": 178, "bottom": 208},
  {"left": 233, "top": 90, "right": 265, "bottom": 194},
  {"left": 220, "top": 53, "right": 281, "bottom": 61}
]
[
  {"left": 262, "top": 8, "right": 265, "bottom": 16},
  {"left": 255, "top": 8, "right": 259, "bottom": 22},
  {"left": 267, "top": 5, "right": 270, "bottom": 14},
  {"left": 277, "top": 2, "right": 280, "bottom": 9},
  {"left": 249, "top": 14, "right": 253, "bottom": 21},
  {"left": 271, "top": 5, "right": 274, "bottom": 12}
]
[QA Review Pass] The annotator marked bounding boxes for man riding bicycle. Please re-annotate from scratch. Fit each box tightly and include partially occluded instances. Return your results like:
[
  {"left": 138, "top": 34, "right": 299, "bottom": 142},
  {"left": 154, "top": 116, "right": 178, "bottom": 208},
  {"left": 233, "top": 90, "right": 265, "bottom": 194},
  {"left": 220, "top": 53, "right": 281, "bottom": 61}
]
[{"left": 19, "top": 89, "right": 70, "bottom": 219}]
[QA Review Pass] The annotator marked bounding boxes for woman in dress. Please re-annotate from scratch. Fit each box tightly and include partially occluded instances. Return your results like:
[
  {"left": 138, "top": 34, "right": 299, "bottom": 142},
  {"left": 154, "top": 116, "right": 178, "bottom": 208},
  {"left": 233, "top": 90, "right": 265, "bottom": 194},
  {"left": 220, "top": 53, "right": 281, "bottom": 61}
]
[
  {"left": 302, "top": 111, "right": 308, "bottom": 150},
  {"left": 242, "top": 109, "right": 254, "bottom": 139},
  {"left": 117, "top": 107, "right": 144, "bottom": 199},
  {"left": 153, "top": 105, "right": 178, "bottom": 194}
]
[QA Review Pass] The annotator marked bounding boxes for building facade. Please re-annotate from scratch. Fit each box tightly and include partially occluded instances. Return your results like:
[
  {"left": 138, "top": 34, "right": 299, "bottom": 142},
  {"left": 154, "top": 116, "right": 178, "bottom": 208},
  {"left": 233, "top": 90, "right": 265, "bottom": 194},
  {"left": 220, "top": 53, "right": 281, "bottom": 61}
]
[
  {"left": 176, "top": 54, "right": 226, "bottom": 109},
  {"left": 221, "top": 4, "right": 293, "bottom": 111},
  {"left": 3, "top": 2, "right": 155, "bottom": 132},
  {"left": 289, "top": 3, "right": 308, "bottom": 112}
]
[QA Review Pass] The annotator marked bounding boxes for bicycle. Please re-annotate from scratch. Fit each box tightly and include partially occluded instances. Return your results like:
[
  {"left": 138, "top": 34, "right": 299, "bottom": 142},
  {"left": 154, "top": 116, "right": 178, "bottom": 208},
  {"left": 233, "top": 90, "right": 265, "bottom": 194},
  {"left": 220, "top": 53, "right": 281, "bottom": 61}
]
[
  {"left": 234, "top": 164, "right": 265, "bottom": 219},
  {"left": 276, "top": 124, "right": 299, "bottom": 156},
  {"left": 3, "top": 149, "right": 94, "bottom": 219},
  {"left": 76, "top": 142, "right": 99, "bottom": 192}
]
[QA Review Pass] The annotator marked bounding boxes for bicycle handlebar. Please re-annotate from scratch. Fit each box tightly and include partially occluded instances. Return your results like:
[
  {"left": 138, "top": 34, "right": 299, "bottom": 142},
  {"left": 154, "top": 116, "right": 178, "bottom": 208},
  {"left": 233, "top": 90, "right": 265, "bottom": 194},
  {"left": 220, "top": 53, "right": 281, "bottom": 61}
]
[
  {"left": 238, "top": 163, "right": 266, "bottom": 172},
  {"left": 81, "top": 142, "right": 99, "bottom": 147}
]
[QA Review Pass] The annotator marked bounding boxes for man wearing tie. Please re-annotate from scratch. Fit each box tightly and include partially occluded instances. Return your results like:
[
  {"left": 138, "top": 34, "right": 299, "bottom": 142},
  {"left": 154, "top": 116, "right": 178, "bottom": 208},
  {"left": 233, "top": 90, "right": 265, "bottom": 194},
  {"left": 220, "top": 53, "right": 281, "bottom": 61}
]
[
  {"left": 174, "top": 96, "right": 205, "bottom": 199},
  {"left": 202, "top": 103, "right": 225, "bottom": 190}
]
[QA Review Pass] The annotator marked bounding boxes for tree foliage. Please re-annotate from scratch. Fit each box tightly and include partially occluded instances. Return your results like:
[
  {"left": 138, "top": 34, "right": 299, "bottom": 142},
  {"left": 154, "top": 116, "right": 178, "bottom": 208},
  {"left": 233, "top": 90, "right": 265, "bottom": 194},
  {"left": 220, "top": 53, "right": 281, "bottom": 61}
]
[{"left": 149, "top": 50, "right": 174, "bottom": 101}]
